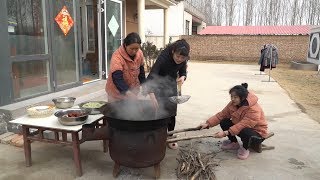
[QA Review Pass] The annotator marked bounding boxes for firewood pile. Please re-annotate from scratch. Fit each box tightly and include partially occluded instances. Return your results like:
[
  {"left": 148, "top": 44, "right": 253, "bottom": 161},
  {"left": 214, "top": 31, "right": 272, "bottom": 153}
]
[{"left": 176, "top": 144, "right": 220, "bottom": 180}]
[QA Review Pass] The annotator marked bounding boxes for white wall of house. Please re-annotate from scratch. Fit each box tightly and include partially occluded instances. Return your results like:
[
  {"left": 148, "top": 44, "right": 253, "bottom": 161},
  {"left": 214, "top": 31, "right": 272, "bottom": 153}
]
[
  {"left": 145, "top": 2, "right": 184, "bottom": 36},
  {"left": 144, "top": 2, "right": 204, "bottom": 47},
  {"left": 145, "top": 9, "right": 163, "bottom": 36},
  {"left": 168, "top": 2, "right": 184, "bottom": 36}
]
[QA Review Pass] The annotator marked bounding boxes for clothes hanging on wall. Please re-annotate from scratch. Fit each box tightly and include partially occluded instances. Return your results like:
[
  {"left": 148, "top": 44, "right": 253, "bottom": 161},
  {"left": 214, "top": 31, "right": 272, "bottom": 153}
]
[{"left": 258, "top": 44, "right": 279, "bottom": 72}]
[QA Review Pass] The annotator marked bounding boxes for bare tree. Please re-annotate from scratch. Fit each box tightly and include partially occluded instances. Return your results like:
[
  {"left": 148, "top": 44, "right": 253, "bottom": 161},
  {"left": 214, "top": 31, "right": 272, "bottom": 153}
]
[
  {"left": 216, "top": 1, "right": 223, "bottom": 25},
  {"left": 211, "top": 0, "right": 223, "bottom": 25},
  {"left": 208, "top": 0, "right": 320, "bottom": 26},
  {"left": 205, "top": 0, "right": 213, "bottom": 25},
  {"left": 244, "top": 0, "right": 254, "bottom": 25},
  {"left": 224, "top": 0, "right": 236, "bottom": 25},
  {"left": 291, "top": 0, "right": 299, "bottom": 25}
]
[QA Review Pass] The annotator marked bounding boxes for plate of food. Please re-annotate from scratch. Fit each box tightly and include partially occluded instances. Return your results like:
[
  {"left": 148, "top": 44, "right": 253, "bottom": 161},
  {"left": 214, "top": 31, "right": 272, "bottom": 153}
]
[
  {"left": 78, "top": 101, "right": 107, "bottom": 115},
  {"left": 26, "top": 105, "right": 55, "bottom": 118},
  {"left": 54, "top": 108, "right": 89, "bottom": 126}
]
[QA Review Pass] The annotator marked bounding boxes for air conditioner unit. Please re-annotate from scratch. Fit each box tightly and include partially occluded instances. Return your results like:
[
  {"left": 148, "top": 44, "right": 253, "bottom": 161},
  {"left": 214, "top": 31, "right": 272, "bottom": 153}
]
[{"left": 308, "top": 27, "right": 320, "bottom": 65}]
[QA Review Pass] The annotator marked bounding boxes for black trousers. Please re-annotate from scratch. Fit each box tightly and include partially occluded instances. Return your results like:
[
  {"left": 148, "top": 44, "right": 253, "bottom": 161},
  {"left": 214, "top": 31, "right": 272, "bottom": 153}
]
[
  {"left": 220, "top": 118, "right": 264, "bottom": 149},
  {"left": 167, "top": 116, "right": 176, "bottom": 135}
]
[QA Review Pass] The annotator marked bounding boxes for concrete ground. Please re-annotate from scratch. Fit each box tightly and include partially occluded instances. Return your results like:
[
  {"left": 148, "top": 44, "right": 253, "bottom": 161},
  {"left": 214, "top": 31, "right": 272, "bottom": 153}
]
[{"left": 1, "top": 62, "right": 320, "bottom": 180}]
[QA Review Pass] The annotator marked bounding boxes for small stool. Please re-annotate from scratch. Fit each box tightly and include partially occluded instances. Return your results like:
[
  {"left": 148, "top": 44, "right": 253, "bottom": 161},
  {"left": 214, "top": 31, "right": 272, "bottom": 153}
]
[{"left": 249, "top": 132, "right": 275, "bottom": 153}]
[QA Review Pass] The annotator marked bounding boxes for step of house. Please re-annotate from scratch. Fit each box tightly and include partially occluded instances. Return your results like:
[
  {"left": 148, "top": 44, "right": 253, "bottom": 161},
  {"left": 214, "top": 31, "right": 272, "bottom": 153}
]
[
  {"left": 0, "top": 80, "right": 107, "bottom": 135},
  {"left": 0, "top": 132, "right": 14, "bottom": 142},
  {"left": 0, "top": 122, "right": 7, "bottom": 135}
]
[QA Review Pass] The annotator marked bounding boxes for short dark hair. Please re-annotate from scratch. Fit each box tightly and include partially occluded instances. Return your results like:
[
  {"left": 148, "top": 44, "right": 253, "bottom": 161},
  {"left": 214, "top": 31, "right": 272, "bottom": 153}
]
[
  {"left": 171, "top": 39, "right": 190, "bottom": 57},
  {"left": 123, "top": 32, "right": 141, "bottom": 46},
  {"left": 229, "top": 83, "right": 249, "bottom": 100}
]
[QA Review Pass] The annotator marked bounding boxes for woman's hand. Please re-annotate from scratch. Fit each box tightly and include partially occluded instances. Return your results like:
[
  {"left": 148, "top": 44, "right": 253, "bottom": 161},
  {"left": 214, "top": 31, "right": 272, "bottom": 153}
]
[
  {"left": 149, "top": 93, "right": 159, "bottom": 110},
  {"left": 177, "top": 76, "right": 186, "bottom": 84},
  {"left": 199, "top": 122, "right": 210, "bottom": 130},
  {"left": 125, "top": 90, "right": 138, "bottom": 99},
  {"left": 214, "top": 131, "right": 228, "bottom": 138}
]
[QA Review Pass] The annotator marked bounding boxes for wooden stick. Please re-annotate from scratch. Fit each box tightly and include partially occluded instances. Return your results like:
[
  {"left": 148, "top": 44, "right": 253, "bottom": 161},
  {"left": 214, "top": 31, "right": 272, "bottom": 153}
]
[
  {"left": 167, "top": 134, "right": 214, "bottom": 143},
  {"left": 167, "top": 135, "right": 178, "bottom": 139},
  {"left": 265, "top": 132, "right": 274, "bottom": 139},
  {"left": 167, "top": 127, "right": 202, "bottom": 136},
  {"left": 177, "top": 81, "right": 182, "bottom": 96},
  {"left": 261, "top": 144, "right": 275, "bottom": 150}
]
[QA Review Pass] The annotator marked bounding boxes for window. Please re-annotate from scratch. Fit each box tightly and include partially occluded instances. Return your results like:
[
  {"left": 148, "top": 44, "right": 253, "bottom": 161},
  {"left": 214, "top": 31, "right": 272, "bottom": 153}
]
[
  {"left": 192, "top": 26, "right": 197, "bottom": 35},
  {"left": 87, "top": 5, "right": 96, "bottom": 52},
  {"left": 7, "top": 0, "right": 50, "bottom": 100},
  {"left": 185, "top": 20, "right": 190, "bottom": 35},
  {"left": 12, "top": 60, "right": 50, "bottom": 99},
  {"left": 7, "top": 0, "right": 48, "bottom": 56}
]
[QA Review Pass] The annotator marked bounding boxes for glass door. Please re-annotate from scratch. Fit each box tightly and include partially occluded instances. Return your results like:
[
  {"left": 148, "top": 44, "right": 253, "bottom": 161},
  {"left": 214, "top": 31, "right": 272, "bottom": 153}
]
[
  {"left": 104, "top": 0, "right": 122, "bottom": 77},
  {"left": 51, "top": 0, "right": 79, "bottom": 89},
  {"left": 80, "top": 0, "right": 100, "bottom": 83}
]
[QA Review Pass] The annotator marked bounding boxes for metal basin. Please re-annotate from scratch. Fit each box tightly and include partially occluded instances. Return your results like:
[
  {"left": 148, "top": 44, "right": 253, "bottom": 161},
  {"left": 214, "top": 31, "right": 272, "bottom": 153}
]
[
  {"left": 78, "top": 101, "right": 106, "bottom": 115},
  {"left": 55, "top": 108, "right": 89, "bottom": 126},
  {"left": 52, "top": 97, "right": 76, "bottom": 109}
]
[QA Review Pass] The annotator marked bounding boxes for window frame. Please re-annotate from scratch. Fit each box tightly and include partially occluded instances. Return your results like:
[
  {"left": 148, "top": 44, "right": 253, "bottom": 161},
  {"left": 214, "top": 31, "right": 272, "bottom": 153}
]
[{"left": 185, "top": 20, "right": 190, "bottom": 35}]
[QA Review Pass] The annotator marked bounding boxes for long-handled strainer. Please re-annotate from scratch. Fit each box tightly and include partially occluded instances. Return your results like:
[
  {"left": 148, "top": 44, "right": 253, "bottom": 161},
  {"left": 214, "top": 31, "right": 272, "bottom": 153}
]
[{"left": 169, "top": 81, "right": 191, "bottom": 104}]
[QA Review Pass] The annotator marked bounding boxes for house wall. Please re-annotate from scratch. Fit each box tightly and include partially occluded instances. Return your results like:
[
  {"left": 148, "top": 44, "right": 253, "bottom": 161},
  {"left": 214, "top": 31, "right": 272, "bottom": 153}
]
[
  {"left": 126, "top": 0, "right": 138, "bottom": 35},
  {"left": 144, "top": 2, "right": 185, "bottom": 36},
  {"left": 181, "top": 35, "right": 309, "bottom": 63},
  {"left": 168, "top": 2, "right": 184, "bottom": 36}
]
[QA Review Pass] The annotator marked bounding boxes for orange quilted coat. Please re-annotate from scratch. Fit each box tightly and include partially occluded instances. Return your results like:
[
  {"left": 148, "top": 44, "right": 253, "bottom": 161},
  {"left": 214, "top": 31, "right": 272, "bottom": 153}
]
[
  {"left": 206, "top": 91, "right": 268, "bottom": 138},
  {"left": 105, "top": 45, "right": 144, "bottom": 101}
]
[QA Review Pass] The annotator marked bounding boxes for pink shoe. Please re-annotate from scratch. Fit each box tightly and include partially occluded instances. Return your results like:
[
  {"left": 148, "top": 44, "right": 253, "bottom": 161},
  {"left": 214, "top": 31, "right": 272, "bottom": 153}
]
[
  {"left": 237, "top": 146, "right": 250, "bottom": 160},
  {"left": 221, "top": 141, "right": 240, "bottom": 150}
]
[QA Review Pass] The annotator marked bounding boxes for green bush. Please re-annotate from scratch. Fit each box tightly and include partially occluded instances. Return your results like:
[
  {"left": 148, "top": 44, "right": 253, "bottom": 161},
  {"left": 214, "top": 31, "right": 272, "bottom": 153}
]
[{"left": 141, "top": 41, "right": 163, "bottom": 72}]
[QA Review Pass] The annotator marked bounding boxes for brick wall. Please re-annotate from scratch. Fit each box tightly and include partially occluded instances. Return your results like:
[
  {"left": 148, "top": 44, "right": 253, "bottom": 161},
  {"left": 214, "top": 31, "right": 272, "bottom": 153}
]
[{"left": 181, "top": 35, "right": 309, "bottom": 63}]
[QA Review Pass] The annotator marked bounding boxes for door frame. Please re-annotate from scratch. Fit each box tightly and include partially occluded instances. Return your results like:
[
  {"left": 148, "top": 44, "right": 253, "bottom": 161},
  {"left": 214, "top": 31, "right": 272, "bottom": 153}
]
[
  {"left": 48, "top": 0, "right": 82, "bottom": 92},
  {"left": 103, "top": 0, "right": 123, "bottom": 79},
  {"left": 97, "top": 0, "right": 104, "bottom": 79}
]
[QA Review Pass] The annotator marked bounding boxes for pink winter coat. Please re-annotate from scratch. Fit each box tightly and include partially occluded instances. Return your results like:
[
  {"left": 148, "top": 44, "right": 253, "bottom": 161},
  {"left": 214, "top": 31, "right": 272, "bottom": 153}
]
[
  {"left": 206, "top": 91, "right": 268, "bottom": 138},
  {"left": 105, "top": 45, "right": 144, "bottom": 101}
]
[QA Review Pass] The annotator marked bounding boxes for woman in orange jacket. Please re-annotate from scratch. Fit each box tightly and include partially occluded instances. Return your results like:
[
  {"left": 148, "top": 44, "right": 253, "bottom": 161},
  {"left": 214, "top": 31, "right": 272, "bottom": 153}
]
[
  {"left": 199, "top": 83, "right": 268, "bottom": 160},
  {"left": 105, "top": 32, "right": 156, "bottom": 104}
]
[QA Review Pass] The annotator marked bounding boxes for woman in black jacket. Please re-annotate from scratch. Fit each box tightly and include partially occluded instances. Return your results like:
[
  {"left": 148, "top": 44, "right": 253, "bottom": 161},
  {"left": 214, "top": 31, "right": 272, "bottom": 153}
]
[{"left": 147, "top": 39, "right": 190, "bottom": 150}]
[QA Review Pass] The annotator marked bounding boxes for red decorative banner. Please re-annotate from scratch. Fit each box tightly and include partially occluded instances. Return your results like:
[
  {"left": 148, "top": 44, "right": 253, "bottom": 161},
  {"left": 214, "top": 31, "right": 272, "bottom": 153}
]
[{"left": 55, "top": 6, "right": 74, "bottom": 36}]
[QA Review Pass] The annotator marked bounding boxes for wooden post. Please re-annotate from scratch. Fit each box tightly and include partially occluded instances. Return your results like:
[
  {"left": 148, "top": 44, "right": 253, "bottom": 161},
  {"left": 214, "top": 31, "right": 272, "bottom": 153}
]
[
  {"left": 72, "top": 132, "right": 82, "bottom": 176},
  {"left": 22, "top": 125, "right": 32, "bottom": 167},
  {"left": 113, "top": 163, "right": 121, "bottom": 177},
  {"left": 103, "top": 119, "right": 108, "bottom": 153},
  {"left": 154, "top": 163, "right": 160, "bottom": 179},
  {"left": 54, "top": 132, "right": 59, "bottom": 141},
  {"left": 62, "top": 132, "right": 67, "bottom": 141}
]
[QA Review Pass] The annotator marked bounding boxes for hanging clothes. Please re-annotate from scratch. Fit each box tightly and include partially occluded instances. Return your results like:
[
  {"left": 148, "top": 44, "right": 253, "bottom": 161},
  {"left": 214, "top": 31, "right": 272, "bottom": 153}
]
[{"left": 258, "top": 44, "right": 279, "bottom": 72}]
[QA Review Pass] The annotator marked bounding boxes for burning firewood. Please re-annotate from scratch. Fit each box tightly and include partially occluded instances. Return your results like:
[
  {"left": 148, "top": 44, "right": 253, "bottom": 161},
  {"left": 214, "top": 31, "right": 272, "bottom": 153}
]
[{"left": 176, "top": 143, "right": 220, "bottom": 180}]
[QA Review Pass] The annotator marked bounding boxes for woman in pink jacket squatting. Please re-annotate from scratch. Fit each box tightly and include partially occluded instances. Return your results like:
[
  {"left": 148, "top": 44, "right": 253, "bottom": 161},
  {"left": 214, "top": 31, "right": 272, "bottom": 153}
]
[{"left": 199, "top": 83, "right": 268, "bottom": 160}]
